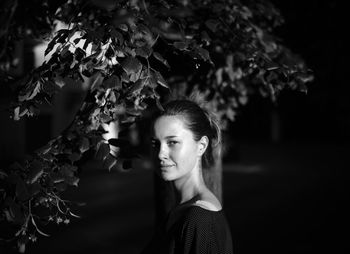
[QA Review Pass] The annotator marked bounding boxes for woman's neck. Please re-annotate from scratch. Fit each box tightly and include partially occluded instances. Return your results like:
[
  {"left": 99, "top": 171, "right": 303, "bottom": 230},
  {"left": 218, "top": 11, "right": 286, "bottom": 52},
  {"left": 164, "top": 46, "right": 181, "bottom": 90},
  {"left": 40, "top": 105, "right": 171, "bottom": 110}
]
[{"left": 173, "top": 164, "right": 207, "bottom": 204}]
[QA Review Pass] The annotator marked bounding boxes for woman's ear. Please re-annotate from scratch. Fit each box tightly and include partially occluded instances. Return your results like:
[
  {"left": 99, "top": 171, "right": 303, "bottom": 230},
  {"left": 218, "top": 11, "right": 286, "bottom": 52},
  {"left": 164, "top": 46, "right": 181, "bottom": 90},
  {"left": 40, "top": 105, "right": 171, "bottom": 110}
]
[{"left": 198, "top": 136, "right": 209, "bottom": 156}]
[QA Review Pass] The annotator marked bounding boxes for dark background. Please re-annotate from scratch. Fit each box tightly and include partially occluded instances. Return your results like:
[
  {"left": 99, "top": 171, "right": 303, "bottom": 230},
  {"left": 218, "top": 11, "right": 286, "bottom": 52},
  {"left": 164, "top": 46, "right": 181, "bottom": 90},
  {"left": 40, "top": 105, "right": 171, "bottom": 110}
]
[
  {"left": 232, "top": 0, "right": 348, "bottom": 144},
  {"left": 1, "top": 0, "right": 347, "bottom": 253}
]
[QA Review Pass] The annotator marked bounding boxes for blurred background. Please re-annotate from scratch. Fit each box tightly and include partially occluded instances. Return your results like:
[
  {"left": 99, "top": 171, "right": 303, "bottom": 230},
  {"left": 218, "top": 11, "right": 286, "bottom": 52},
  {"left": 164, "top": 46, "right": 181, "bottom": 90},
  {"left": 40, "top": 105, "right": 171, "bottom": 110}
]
[{"left": 0, "top": 0, "right": 347, "bottom": 253}]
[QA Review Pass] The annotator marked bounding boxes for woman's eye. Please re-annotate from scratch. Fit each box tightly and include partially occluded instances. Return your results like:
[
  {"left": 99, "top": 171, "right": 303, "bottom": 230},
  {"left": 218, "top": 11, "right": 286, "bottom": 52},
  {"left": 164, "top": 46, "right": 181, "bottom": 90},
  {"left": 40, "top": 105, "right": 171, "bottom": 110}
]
[{"left": 168, "top": 141, "right": 178, "bottom": 146}]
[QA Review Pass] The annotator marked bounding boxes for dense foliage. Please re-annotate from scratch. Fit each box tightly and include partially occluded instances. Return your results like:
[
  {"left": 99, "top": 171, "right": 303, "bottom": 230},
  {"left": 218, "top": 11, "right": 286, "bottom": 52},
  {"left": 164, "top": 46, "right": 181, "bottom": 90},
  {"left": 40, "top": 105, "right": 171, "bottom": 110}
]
[{"left": 0, "top": 0, "right": 312, "bottom": 252}]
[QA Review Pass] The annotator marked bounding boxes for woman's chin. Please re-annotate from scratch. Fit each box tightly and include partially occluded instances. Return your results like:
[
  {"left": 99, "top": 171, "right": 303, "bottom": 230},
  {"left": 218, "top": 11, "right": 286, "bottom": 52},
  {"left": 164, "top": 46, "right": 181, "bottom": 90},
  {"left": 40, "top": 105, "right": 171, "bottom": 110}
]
[
  {"left": 154, "top": 169, "right": 172, "bottom": 181},
  {"left": 161, "top": 172, "right": 174, "bottom": 181}
]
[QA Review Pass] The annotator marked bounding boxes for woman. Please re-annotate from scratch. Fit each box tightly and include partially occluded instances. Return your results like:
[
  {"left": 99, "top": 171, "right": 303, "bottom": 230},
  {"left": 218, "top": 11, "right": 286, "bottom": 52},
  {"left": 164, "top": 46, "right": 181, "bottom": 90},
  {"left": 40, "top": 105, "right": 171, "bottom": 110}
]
[
  {"left": 104, "top": 99, "right": 233, "bottom": 253},
  {"left": 141, "top": 99, "right": 233, "bottom": 254}
]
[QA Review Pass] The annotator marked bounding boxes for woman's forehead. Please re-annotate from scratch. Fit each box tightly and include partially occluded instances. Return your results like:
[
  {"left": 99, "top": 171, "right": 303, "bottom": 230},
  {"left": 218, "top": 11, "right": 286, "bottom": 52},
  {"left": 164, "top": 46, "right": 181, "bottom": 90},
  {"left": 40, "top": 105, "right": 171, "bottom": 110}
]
[{"left": 153, "top": 115, "right": 190, "bottom": 138}]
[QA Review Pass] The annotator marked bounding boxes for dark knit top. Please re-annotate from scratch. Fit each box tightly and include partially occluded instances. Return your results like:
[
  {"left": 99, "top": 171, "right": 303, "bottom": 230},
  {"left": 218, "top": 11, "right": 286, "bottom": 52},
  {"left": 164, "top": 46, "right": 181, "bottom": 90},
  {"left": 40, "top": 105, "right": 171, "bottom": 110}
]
[{"left": 141, "top": 204, "right": 233, "bottom": 254}]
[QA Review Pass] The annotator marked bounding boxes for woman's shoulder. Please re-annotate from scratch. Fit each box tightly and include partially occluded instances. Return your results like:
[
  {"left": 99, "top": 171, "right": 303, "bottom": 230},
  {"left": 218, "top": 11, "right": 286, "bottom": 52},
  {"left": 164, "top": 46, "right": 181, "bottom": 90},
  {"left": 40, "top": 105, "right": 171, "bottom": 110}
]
[
  {"left": 170, "top": 190, "right": 224, "bottom": 227},
  {"left": 194, "top": 189, "right": 222, "bottom": 211},
  {"left": 193, "top": 200, "right": 222, "bottom": 211},
  {"left": 180, "top": 192, "right": 228, "bottom": 228}
]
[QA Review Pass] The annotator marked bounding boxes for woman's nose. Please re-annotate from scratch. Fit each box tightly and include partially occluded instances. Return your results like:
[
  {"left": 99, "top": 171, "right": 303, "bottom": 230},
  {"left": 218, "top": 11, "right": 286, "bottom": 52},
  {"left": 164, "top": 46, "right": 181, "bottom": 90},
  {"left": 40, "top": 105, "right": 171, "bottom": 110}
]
[{"left": 158, "top": 144, "right": 168, "bottom": 160}]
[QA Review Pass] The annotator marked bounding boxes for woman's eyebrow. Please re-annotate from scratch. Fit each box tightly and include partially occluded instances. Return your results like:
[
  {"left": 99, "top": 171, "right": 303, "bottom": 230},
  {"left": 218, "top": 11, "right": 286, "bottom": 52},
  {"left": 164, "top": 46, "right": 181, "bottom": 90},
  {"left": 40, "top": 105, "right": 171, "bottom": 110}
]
[
  {"left": 165, "top": 135, "right": 178, "bottom": 139},
  {"left": 151, "top": 135, "right": 178, "bottom": 141}
]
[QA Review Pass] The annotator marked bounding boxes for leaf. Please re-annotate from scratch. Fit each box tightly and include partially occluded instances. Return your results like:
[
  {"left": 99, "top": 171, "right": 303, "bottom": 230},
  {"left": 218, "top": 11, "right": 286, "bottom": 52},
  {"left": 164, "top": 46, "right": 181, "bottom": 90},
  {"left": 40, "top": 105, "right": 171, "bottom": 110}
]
[
  {"left": 0, "top": 169, "right": 8, "bottom": 179},
  {"left": 4, "top": 209, "right": 14, "bottom": 222},
  {"left": 297, "top": 72, "right": 314, "bottom": 84},
  {"left": 153, "top": 52, "right": 170, "bottom": 68},
  {"left": 45, "top": 40, "right": 56, "bottom": 56},
  {"left": 118, "top": 24, "right": 128, "bottom": 32},
  {"left": 104, "top": 75, "right": 121, "bottom": 89},
  {"left": 195, "top": 46, "right": 211, "bottom": 62},
  {"left": 50, "top": 173, "right": 65, "bottom": 184},
  {"left": 28, "top": 105, "right": 40, "bottom": 117},
  {"left": 153, "top": 71, "right": 168, "bottom": 88},
  {"left": 238, "top": 95, "right": 248, "bottom": 105},
  {"left": 82, "top": 38, "right": 91, "bottom": 50},
  {"left": 35, "top": 143, "right": 50, "bottom": 155},
  {"left": 205, "top": 19, "right": 220, "bottom": 32},
  {"left": 60, "top": 45, "right": 71, "bottom": 59},
  {"left": 128, "top": 79, "right": 145, "bottom": 95},
  {"left": 55, "top": 182, "right": 67, "bottom": 192},
  {"left": 65, "top": 176, "right": 80, "bottom": 187},
  {"left": 79, "top": 137, "right": 90, "bottom": 153},
  {"left": 129, "top": 68, "right": 142, "bottom": 82},
  {"left": 266, "top": 62, "right": 279, "bottom": 71},
  {"left": 155, "top": 98, "right": 164, "bottom": 111},
  {"left": 121, "top": 116, "right": 136, "bottom": 124},
  {"left": 75, "top": 47, "right": 86, "bottom": 61},
  {"left": 27, "top": 160, "right": 44, "bottom": 184},
  {"left": 13, "top": 107, "right": 20, "bottom": 121},
  {"left": 108, "top": 138, "right": 130, "bottom": 147},
  {"left": 61, "top": 164, "right": 77, "bottom": 177},
  {"left": 173, "top": 41, "right": 187, "bottom": 50},
  {"left": 112, "top": 104, "right": 126, "bottom": 116},
  {"left": 73, "top": 37, "right": 81, "bottom": 44},
  {"left": 41, "top": 153, "right": 55, "bottom": 162},
  {"left": 201, "top": 31, "right": 211, "bottom": 45},
  {"left": 121, "top": 72, "right": 130, "bottom": 83},
  {"left": 126, "top": 107, "right": 142, "bottom": 116},
  {"left": 144, "top": 76, "right": 157, "bottom": 89},
  {"left": 91, "top": 73, "right": 104, "bottom": 91},
  {"left": 95, "top": 142, "right": 110, "bottom": 161},
  {"left": 56, "top": 29, "right": 70, "bottom": 41},
  {"left": 45, "top": 30, "right": 67, "bottom": 56},
  {"left": 91, "top": 108, "right": 101, "bottom": 118},
  {"left": 298, "top": 82, "right": 308, "bottom": 93},
  {"left": 100, "top": 112, "right": 112, "bottom": 123},
  {"left": 66, "top": 132, "right": 76, "bottom": 141},
  {"left": 135, "top": 46, "right": 152, "bottom": 58},
  {"left": 121, "top": 57, "right": 142, "bottom": 75},
  {"left": 18, "top": 80, "right": 41, "bottom": 102},
  {"left": 42, "top": 80, "right": 61, "bottom": 97},
  {"left": 103, "top": 154, "right": 117, "bottom": 171},
  {"left": 110, "top": 28, "right": 124, "bottom": 44},
  {"left": 226, "top": 107, "right": 236, "bottom": 121},
  {"left": 94, "top": 59, "right": 108, "bottom": 70},
  {"left": 53, "top": 75, "right": 66, "bottom": 88},
  {"left": 108, "top": 90, "right": 118, "bottom": 103}
]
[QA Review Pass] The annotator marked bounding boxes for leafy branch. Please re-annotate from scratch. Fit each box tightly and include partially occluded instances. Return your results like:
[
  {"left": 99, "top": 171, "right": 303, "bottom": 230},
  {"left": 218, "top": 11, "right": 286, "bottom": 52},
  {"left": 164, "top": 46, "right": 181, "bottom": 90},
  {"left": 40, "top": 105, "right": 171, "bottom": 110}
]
[{"left": 0, "top": 0, "right": 313, "bottom": 252}]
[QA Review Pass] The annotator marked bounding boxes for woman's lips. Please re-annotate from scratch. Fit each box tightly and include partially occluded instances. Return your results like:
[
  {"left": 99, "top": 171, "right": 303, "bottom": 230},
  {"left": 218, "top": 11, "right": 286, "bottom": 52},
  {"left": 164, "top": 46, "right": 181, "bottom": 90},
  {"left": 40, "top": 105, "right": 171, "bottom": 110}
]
[{"left": 160, "top": 165, "right": 174, "bottom": 170}]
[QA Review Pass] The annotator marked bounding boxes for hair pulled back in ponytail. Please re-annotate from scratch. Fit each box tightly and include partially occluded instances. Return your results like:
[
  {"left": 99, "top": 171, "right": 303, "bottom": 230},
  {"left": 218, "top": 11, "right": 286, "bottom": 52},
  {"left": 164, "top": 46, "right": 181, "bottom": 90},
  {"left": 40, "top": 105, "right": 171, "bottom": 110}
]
[{"left": 154, "top": 99, "right": 221, "bottom": 168}]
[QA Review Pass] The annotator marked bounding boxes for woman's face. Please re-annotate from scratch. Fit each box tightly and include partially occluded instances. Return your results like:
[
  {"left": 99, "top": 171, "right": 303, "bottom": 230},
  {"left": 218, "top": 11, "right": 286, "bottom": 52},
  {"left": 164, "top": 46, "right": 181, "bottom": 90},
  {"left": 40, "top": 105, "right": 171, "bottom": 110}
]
[{"left": 152, "top": 115, "right": 203, "bottom": 182}]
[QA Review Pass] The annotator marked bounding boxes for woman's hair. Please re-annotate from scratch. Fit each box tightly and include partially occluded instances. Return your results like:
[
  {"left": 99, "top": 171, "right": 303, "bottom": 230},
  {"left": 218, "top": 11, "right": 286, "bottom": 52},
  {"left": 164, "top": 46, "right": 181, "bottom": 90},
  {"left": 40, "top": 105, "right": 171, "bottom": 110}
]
[{"left": 153, "top": 99, "right": 221, "bottom": 168}]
